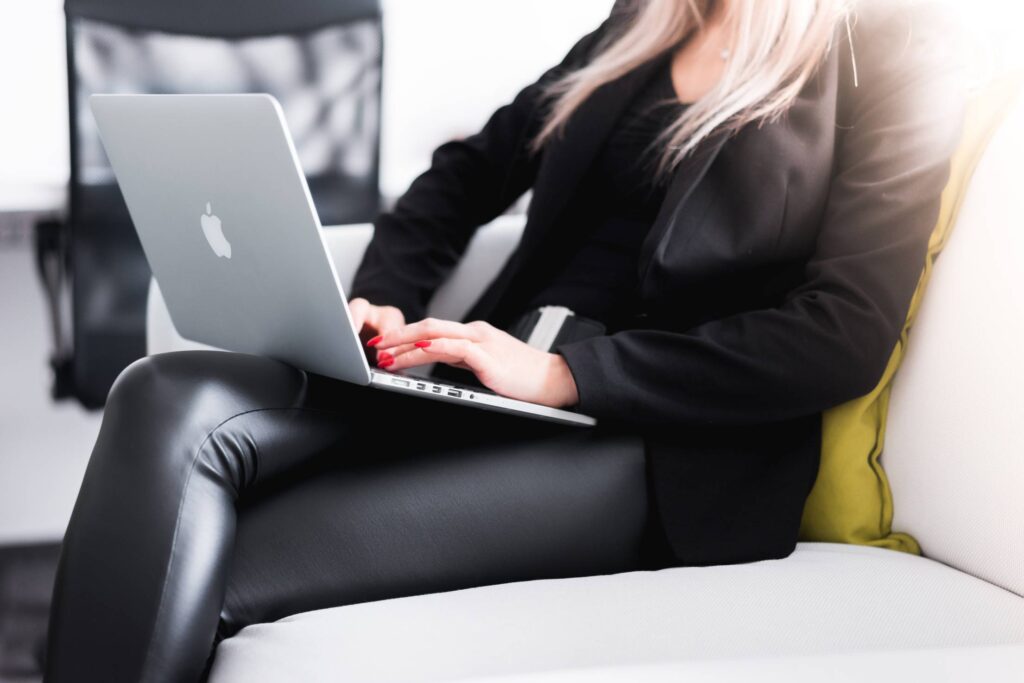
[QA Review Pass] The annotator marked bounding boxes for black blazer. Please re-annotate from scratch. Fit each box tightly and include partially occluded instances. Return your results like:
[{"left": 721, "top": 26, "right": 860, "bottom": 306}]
[{"left": 351, "top": 0, "right": 964, "bottom": 565}]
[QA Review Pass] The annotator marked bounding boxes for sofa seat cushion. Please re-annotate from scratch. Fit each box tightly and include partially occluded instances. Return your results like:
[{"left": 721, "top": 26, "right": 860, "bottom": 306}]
[
  {"left": 210, "top": 543, "right": 1024, "bottom": 682},
  {"left": 467, "top": 645, "right": 1024, "bottom": 682}
]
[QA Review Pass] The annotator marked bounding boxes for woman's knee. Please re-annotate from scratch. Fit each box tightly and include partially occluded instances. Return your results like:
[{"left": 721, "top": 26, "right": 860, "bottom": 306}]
[
  {"left": 109, "top": 351, "right": 308, "bottom": 416},
  {"left": 48, "top": 351, "right": 309, "bottom": 683},
  {"left": 95, "top": 351, "right": 309, "bottom": 477}
]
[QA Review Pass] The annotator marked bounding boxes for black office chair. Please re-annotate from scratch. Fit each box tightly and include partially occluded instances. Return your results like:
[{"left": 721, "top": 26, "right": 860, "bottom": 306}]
[{"left": 36, "top": 0, "right": 383, "bottom": 408}]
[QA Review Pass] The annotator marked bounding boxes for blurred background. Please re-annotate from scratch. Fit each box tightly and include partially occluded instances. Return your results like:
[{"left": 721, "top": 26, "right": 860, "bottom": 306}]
[{"left": 0, "top": 0, "right": 1020, "bottom": 680}]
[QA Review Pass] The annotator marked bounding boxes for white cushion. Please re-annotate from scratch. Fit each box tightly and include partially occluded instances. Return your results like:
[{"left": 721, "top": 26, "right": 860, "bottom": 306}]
[
  {"left": 209, "top": 543, "right": 1024, "bottom": 683},
  {"left": 884, "top": 91, "right": 1024, "bottom": 596},
  {"left": 467, "top": 645, "right": 1024, "bottom": 682}
]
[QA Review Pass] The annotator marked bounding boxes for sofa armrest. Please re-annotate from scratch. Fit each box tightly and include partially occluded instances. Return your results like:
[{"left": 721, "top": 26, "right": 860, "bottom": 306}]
[
  {"left": 884, "top": 86, "right": 1024, "bottom": 597},
  {"left": 147, "top": 214, "right": 526, "bottom": 355}
]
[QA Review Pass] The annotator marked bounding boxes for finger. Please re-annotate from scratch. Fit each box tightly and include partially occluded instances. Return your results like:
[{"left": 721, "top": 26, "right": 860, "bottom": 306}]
[
  {"left": 382, "top": 337, "right": 483, "bottom": 372},
  {"left": 362, "top": 304, "right": 383, "bottom": 333},
  {"left": 378, "top": 317, "right": 480, "bottom": 349},
  {"left": 375, "top": 342, "right": 417, "bottom": 363},
  {"left": 379, "top": 355, "right": 473, "bottom": 373},
  {"left": 381, "top": 348, "right": 447, "bottom": 371},
  {"left": 375, "top": 306, "right": 406, "bottom": 337},
  {"left": 411, "top": 338, "right": 491, "bottom": 376},
  {"left": 348, "top": 298, "right": 369, "bottom": 334},
  {"left": 419, "top": 337, "right": 487, "bottom": 363},
  {"left": 371, "top": 308, "right": 408, "bottom": 357},
  {"left": 365, "top": 306, "right": 407, "bottom": 350},
  {"left": 383, "top": 349, "right": 474, "bottom": 373}
]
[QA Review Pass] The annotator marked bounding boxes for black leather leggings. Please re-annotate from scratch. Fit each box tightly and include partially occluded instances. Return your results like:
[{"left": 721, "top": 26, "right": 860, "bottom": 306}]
[{"left": 45, "top": 351, "right": 662, "bottom": 683}]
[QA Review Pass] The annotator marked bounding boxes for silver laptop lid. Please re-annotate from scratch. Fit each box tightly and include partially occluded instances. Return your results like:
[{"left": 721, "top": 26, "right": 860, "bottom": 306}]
[{"left": 90, "top": 94, "right": 371, "bottom": 384}]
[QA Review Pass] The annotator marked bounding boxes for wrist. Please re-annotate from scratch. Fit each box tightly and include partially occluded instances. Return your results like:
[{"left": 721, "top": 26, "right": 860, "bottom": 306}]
[{"left": 544, "top": 352, "right": 579, "bottom": 408}]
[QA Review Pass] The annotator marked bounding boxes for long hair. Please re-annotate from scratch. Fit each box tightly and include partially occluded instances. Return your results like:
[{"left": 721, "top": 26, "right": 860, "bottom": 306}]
[{"left": 532, "top": 0, "right": 851, "bottom": 174}]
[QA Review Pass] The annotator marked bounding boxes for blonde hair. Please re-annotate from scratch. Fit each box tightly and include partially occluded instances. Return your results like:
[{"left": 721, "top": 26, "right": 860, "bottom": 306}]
[{"left": 532, "top": 0, "right": 851, "bottom": 174}]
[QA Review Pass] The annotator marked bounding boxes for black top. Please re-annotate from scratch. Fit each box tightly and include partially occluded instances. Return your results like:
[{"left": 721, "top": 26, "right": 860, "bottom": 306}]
[{"left": 524, "top": 59, "right": 686, "bottom": 331}]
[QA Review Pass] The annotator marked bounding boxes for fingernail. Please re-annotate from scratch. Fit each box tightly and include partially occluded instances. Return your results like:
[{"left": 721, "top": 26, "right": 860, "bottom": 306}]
[
  {"left": 378, "top": 357, "right": 394, "bottom": 368},
  {"left": 367, "top": 335, "right": 382, "bottom": 347},
  {"left": 378, "top": 352, "right": 393, "bottom": 362},
  {"left": 414, "top": 340, "right": 431, "bottom": 348}
]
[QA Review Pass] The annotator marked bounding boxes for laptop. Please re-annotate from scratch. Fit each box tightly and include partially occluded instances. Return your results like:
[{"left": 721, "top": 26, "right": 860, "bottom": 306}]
[{"left": 90, "top": 94, "right": 595, "bottom": 427}]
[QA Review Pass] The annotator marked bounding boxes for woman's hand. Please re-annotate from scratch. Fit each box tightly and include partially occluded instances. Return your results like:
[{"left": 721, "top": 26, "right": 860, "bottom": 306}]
[
  {"left": 348, "top": 298, "right": 406, "bottom": 362},
  {"left": 371, "top": 318, "right": 580, "bottom": 408}
]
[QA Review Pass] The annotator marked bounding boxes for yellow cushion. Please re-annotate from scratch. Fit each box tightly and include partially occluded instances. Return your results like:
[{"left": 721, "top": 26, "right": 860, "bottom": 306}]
[{"left": 798, "top": 74, "right": 1023, "bottom": 553}]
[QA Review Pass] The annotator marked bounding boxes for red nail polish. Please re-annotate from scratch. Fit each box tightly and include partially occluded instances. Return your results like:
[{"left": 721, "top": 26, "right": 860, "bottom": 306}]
[
  {"left": 378, "top": 358, "right": 394, "bottom": 368},
  {"left": 414, "top": 340, "right": 431, "bottom": 348},
  {"left": 367, "top": 335, "right": 382, "bottom": 347}
]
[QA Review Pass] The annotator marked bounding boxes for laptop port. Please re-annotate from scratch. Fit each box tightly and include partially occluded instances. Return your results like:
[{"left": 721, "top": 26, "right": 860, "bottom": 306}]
[
  {"left": 416, "top": 383, "right": 427, "bottom": 391},
  {"left": 431, "top": 386, "right": 443, "bottom": 394},
  {"left": 391, "top": 378, "right": 410, "bottom": 388},
  {"left": 447, "top": 389, "right": 462, "bottom": 398}
]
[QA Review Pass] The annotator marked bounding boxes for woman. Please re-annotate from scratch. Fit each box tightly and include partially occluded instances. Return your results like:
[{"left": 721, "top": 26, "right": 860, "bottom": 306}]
[{"left": 46, "top": 0, "right": 964, "bottom": 680}]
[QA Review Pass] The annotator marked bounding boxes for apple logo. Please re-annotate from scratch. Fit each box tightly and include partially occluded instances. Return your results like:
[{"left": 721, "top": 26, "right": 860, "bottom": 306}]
[{"left": 200, "top": 202, "right": 232, "bottom": 259}]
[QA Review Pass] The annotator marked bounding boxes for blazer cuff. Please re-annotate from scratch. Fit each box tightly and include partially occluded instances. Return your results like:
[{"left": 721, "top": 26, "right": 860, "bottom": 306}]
[{"left": 555, "top": 337, "right": 629, "bottom": 420}]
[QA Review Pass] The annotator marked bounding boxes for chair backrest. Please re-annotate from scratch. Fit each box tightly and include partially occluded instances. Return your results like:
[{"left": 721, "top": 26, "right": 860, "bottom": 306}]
[
  {"left": 65, "top": 0, "right": 382, "bottom": 407},
  {"left": 884, "top": 90, "right": 1024, "bottom": 596}
]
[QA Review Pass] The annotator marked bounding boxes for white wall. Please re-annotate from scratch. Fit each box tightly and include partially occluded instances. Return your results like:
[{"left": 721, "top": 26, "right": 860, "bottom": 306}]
[
  {"left": 379, "top": 0, "right": 613, "bottom": 198},
  {"left": 0, "top": 0, "right": 68, "bottom": 211}
]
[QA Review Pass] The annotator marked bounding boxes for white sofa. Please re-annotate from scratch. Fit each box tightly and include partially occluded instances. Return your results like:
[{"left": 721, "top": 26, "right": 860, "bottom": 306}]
[{"left": 146, "top": 95, "right": 1024, "bottom": 681}]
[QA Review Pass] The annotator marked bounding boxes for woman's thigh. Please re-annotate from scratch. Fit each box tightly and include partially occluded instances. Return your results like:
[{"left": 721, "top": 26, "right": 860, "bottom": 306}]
[
  {"left": 48, "top": 351, "right": 654, "bottom": 683},
  {"left": 220, "top": 389, "right": 652, "bottom": 636}
]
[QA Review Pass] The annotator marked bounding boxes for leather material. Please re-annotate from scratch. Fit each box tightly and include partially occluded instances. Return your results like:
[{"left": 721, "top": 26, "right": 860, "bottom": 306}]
[
  {"left": 46, "top": 351, "right": 651, "bottom": 683},
  {"left": 67, "top": 0, "right": 380, "bottom": 38}
]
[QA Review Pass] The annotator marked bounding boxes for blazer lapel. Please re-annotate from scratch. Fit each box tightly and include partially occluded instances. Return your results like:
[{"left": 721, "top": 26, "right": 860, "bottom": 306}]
[
  {"left": 637, "top": 126, "right": 730, "bottom": 287},
  {"left": 472, "top": 52, "right": 732, "bottom": 325},
  {"left": 517, "top": 54, "right": 668, "bottom": 260}
]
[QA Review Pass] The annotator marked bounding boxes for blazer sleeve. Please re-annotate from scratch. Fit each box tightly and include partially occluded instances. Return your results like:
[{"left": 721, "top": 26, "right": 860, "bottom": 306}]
[
  {"left": 349, "top": 15, "right": 621, "bottom": 321},
  {"left": 556, "top": 4, "right": 967, "bottom": 428}
]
